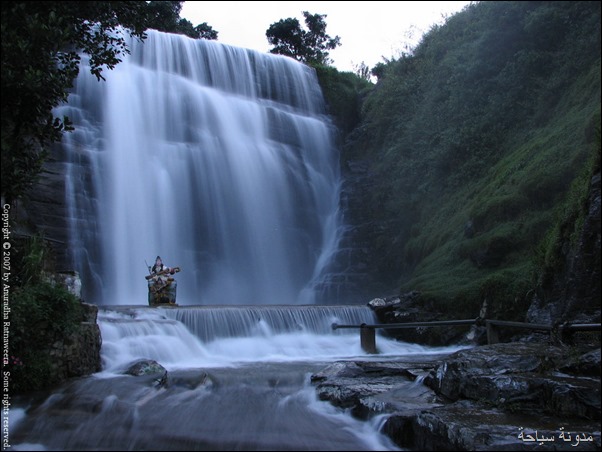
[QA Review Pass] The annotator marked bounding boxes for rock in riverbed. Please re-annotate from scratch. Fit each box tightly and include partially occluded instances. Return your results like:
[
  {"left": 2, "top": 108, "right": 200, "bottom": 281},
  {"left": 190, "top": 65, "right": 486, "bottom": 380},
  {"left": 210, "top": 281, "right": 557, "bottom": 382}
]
[
  {"left": 311, "top": 343, "right": 601, "bottom": 450},
  {"left": 124, "top": 359, "right": 167, "bottom": 376}
]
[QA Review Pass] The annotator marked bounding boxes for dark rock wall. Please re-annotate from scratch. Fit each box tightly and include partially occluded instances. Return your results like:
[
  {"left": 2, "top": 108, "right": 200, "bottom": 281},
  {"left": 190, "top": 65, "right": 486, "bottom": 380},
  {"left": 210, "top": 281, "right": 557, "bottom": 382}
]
[
  {"left": 15, "top": 155, "right": 72, "bottom": 271},
  {"left": 47, "top": 302, "right": 102, "bottom": 383},
  {"left": 316, "top": 159, "right": 400, "bottom": 304},
  {"left": 529, "top": 171, "right": 601, "bottom": 327},
  {"left": 559, "top": 171, "right": 601, "bottom": 322}
]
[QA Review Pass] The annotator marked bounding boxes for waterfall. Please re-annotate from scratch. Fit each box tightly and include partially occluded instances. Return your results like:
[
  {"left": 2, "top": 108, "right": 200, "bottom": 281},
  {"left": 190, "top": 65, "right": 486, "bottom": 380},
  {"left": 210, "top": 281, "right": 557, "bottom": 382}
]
[{"left": 57, "top": 30, "right": 342, "bottom": 306}]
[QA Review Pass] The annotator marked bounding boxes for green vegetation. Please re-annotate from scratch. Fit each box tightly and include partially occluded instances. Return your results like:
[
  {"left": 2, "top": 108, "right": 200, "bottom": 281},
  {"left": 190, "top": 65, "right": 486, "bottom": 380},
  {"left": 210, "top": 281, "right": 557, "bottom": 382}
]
[
  {"left": 535, "top": 116, "right": 601, "bottom": 292},
  {"left": 266, "top": 11, "right": 341, "bottom": 65},
  {"left": 9, "top": 235, "right": 84, "bottom": 393},
  {"left": 145, "top": 1, "right": 218, "bottom": 40},
  {"left": 1, "top": 1, "right": 216, "bottom": 202},
  {"left": 340, "top": 1, "right": 601, "bottom": 318},
  {"left": 10, "top": 281, "right": 83, "bottom": 393},
  {"left": 314, "top": 65, "right": 373, "bottom": 138}
]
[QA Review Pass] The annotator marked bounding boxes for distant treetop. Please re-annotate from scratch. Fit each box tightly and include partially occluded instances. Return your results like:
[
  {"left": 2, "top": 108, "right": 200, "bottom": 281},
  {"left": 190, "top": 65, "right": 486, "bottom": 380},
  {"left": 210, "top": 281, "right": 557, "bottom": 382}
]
[
  {"left": 266, "top": 11, "right": 341, "bottom": 66},
  {"left": 146, "top": 1, "right": 218, "bottom": 40}
]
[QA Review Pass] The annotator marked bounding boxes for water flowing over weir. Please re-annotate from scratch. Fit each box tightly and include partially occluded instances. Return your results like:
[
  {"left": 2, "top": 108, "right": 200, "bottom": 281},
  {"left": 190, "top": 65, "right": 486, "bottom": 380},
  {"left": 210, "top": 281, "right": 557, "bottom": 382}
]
[
  {"left": 11, "top": 305, "right": 467, "bottom": 450},
  {"left": 96, "top": 305, "right": 463, "bottom": 372},
  {"left": 99, "top": 305, "right": 382, "bottom": 370},
  {"left": 58, "top": 29, "right": 343, "bottom": 305}
]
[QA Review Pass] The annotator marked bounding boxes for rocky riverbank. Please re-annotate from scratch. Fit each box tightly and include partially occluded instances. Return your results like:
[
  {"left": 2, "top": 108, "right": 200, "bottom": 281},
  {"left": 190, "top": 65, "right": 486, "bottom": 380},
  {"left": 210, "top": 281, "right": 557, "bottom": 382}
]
[{"left": 310, "top": 342, "right": 601, "bottom": 451}]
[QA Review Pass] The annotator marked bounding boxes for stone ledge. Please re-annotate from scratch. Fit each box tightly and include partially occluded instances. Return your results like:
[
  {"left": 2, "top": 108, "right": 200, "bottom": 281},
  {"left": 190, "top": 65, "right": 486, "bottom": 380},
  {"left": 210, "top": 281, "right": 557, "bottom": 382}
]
[{"left": 311, "top": 343, "right": 601, "bottom": 450}]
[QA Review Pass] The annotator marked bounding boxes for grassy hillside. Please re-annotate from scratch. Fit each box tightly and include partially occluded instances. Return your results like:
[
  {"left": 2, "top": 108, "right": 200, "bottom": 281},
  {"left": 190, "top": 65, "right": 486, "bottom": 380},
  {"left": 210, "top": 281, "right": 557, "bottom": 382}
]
[{"left": 339, "top": 1, "right": 601, "bottom": 318}]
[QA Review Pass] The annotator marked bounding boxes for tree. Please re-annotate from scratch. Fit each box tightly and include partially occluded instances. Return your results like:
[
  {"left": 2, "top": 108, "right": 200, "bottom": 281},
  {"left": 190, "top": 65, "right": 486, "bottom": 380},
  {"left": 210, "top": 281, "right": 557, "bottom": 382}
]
[
  {"left": 353, "top": 61, "right": 372, "bottom": 81},
  {"left": 1, "top": 1, "right": 217, "bottom": 201},
  {"left": 146, "top": 1, "right": 218, "bottom": 40},
  {"left": 1, "top": 1, "right": 147, "bottom": 201},
  {"left": 175, "top": 18, "right": 218, "bottom": 40},
  {"left": 370, "top": 62, "right": 389, "bottom": 81},
  {"left": 266, "top": 11, "right": 341, "bottom": 65},
  {"left": 145, "top": 1, "right": 182, "bottom": 34}
]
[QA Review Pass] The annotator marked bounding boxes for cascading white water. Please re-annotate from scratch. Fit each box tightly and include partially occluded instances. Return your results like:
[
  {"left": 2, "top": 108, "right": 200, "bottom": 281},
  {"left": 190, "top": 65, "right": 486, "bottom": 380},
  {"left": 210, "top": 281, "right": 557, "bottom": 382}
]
[
  {"left": 162, "top": 304, "right": 377, "bottom": 342},
  {"left": 98, "top": 305, "right": 377, "bottom": 372},
  {"left": 96, "top": 305, "right": 468, "bottom": 373},
  {"left": 57, "top": 30, "right": 342, "bottom": 305}
]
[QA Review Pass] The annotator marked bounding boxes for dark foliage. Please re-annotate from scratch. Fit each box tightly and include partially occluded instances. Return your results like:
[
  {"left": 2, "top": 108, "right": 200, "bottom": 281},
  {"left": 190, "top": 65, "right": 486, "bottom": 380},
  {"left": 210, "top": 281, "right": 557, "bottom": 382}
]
[
  {"left": 145, "top": 1, "right": 218, "bottom": 40},
  {"left": 9, "top": 281, "right": 83, "bottom": 393},
  {"left": 314, "top": 65, "right": 372, "bottom": 138},
  {"left": 266, "top": 11, "right": 341, "bottom": 65},
  {"left": 7, "top": 235, "right": 83, "bottom": 393}
]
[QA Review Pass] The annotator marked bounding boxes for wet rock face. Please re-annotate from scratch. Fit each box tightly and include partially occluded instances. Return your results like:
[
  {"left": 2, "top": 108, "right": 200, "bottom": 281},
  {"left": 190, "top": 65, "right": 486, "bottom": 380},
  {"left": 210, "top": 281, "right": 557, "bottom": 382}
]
[
  {"left": 315, "top": 158, "right": 400, "bottom": 304},
  {"left": 311, "top": 343, "right": 601, "bottom": 451},
  {"left": 559, "top": 348, "right": 601, "bottom": 377},
  {"left": 426, "top": 343, "right": 564, "bottom": 399},
  {"left": 407, "top": 403, "right": 601, "bottom": 451},
  {"left": 530, "top": 171, "right": 601, "bottom": 327},
  {"left": 311, "top": 360, "right": 443, "bottom": 419},
  {"left": 46, "top": 301, "right": 102, "bottom": 384},
  {"left": 48, "top": 321, "right": 102, "bottom": 381},
  {"left": 15, "top": 159, "right": 73, "bottom": 270},
  {"left": 425, "top": 343, "right": 601, "bottom": 421},
  {"left": 124, "top": 360, "right": 167, "bottom": 376}
]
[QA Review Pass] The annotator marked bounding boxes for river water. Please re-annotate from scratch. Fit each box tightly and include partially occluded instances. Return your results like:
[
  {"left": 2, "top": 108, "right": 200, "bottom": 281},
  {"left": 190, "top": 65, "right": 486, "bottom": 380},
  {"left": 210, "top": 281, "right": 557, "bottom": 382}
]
[{"left": 9, "top": 306, "right": 466, "bottom": 451}]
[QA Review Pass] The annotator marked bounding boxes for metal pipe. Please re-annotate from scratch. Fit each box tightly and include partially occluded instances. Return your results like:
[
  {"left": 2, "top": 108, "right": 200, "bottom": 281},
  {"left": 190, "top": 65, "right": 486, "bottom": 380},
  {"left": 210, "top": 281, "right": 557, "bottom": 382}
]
[{"left": 332, "top": 319, "right": 477, "bottom": 330}]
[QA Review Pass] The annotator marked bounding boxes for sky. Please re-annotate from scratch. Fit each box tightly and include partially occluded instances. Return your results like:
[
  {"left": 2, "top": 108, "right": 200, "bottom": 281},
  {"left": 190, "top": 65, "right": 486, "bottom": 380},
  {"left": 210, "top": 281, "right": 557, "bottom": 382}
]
[{"left": 181, "top": 1, "right": 472, "bottom": 73}]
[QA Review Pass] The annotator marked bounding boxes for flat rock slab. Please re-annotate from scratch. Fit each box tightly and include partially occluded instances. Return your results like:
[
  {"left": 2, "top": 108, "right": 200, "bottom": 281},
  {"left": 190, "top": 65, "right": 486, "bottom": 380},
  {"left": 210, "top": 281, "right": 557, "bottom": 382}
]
[
  {"left": 311, "top": 360, "right": 445, "bottom": 418},
  {"left": 311, "top": 343, "right": 601, "bottom": 450},
  {"left": 425, "top": 343, "right": 601, "bottom": 420},
  {"left": 393, "top": 401, "right": 601, "bottom": 451}
]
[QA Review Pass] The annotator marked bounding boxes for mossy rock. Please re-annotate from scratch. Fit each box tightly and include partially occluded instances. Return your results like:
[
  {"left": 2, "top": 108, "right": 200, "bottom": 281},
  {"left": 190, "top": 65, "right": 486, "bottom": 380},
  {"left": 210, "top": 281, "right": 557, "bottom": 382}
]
[{"left": 124, "top": 359, "right": 167, "bottom": 376}]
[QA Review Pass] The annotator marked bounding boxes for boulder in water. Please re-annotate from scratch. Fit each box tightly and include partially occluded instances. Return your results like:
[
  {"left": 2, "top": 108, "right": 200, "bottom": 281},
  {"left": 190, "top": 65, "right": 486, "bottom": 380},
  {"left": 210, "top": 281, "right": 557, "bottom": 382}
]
[{"left": 124, "top": 359, "right": 166, "bottom": 376}]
